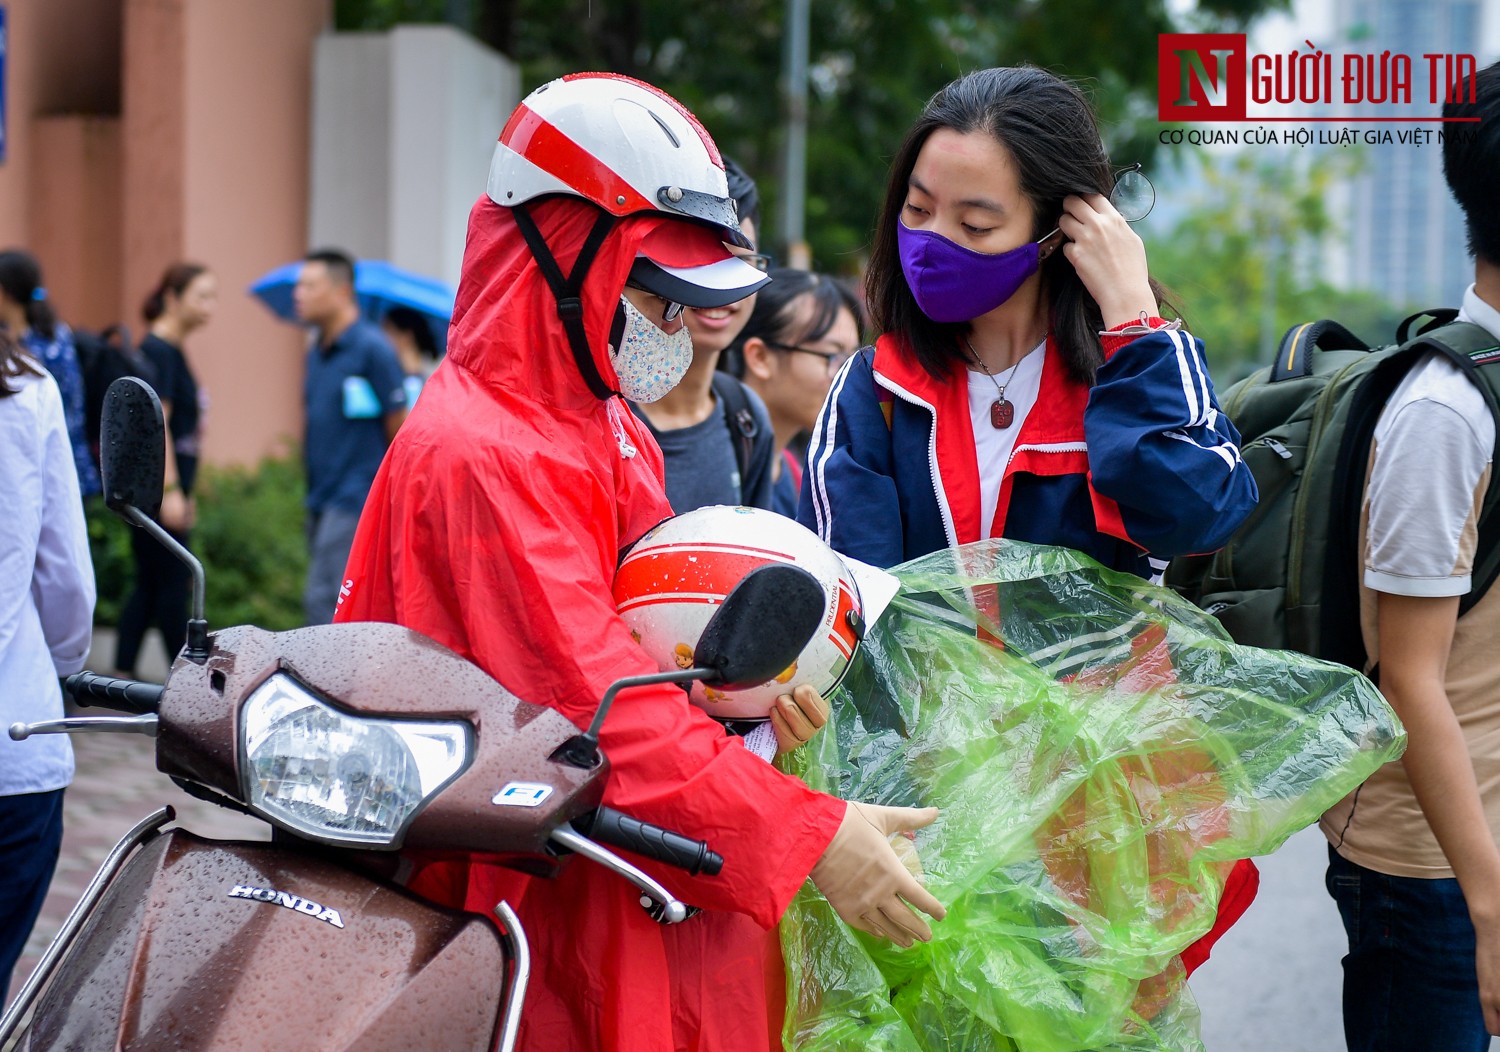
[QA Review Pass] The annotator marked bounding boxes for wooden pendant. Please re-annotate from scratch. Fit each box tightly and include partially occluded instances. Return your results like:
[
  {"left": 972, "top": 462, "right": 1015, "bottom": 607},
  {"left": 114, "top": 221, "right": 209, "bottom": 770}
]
[{"left": 990, "top": 398, "right": 1015, "bottom": 429}]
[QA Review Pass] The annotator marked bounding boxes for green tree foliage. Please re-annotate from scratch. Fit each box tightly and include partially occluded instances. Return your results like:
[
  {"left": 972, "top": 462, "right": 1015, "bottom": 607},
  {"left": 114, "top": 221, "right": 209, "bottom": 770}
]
[
  {"left": 1146, "top": 148, "right": 1411, "bottom": 379},
  {"left": 90, "top": 455, "right": 309, "bottom": 634},
  {"left": 335, "top": 0, "right": 1287, "bottom": 273}
]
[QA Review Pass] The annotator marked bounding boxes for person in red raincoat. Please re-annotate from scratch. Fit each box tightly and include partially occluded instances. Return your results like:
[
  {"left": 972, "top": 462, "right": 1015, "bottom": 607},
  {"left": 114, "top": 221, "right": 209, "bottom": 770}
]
[{"left": 334, "top": 73, "right": 945, "bottom": 1052}]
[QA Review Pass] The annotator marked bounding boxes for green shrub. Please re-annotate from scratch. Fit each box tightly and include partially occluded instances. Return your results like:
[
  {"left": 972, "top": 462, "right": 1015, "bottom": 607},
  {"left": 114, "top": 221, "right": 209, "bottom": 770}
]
[
  {"left": 195, "top": 455, "right": 308, "bottom": 630},
  {"left": 86, "top": 498, "right": 133, "bottom": 626},
  {"left": 88, "top": 454, "right": 309, "bottom": 632}
]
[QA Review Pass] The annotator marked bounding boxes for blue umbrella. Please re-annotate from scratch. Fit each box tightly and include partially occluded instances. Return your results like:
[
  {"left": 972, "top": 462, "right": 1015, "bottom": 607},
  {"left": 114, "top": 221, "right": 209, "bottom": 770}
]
[{"left": 248, "top": 259, "right": 456, "bottom": 354}]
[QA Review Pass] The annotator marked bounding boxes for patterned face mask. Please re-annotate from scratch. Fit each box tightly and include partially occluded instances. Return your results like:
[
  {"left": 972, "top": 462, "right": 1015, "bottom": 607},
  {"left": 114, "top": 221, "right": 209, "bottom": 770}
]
[{"left": 610, "top": 295, "right": 695, "bottom": 404}]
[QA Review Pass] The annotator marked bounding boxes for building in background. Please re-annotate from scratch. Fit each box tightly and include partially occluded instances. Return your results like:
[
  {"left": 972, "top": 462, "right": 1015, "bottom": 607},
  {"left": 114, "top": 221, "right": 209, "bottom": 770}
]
[
  {"left": 311, "top": 26, "right": 518, "bottom": 291},
  {"left": 1332, "top": 0, "right": 1489, "bottom": 307},
  {"left": 0, "top": 1, "right": 516, "bottom": 466}
]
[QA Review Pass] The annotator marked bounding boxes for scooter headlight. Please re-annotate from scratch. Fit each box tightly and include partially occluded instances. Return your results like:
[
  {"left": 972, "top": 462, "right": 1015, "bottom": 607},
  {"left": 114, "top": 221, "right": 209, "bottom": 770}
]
[{"left": 241, "top": 673, "right": 471, "bottom": 847}]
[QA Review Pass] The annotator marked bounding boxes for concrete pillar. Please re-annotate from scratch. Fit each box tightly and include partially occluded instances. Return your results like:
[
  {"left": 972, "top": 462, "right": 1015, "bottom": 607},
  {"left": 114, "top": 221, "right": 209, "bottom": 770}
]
[
  {"left": 115, "top": 0, "right": 330, "bottom": 465},
  {"left": 310, "top": 24, "right": 518, "bottom": 289},
  {"left": 28, "top": 116, "right": 123, "bottom": 330},
  {"left": 387, "top": 25, "right": 519, "bottom": 288}
]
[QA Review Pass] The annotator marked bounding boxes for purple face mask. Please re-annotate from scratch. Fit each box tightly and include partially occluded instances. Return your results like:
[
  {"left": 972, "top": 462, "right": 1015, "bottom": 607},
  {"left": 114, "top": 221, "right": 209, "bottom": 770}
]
[{"left": 897, "top": 221, "right": 1043, "bottom": 324}]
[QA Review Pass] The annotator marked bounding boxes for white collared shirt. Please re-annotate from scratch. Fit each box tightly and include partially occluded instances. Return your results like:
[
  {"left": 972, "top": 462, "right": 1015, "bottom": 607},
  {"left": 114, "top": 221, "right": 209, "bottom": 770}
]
[{"left": 0, "top": 364, "right": 95, "bottom": 795}]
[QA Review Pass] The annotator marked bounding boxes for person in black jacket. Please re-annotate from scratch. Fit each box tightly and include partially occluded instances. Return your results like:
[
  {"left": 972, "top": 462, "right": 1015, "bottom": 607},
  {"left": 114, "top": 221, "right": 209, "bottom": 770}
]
[{"left": 113, "top": 262, "right": 217, "bottom": 676}]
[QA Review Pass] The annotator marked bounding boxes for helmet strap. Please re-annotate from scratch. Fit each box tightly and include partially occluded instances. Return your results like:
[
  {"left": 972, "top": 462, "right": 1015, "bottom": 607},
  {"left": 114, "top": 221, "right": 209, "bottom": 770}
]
[{"left": 513, "top": 203, "right": 619, "bottom": 401}]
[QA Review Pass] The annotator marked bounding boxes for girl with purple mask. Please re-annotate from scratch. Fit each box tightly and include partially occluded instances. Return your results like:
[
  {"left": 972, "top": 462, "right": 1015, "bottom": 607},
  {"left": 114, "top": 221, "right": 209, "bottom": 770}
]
[
  {"left": 799, "top": 65, "right": 1256, "bottom": 580},
  {"left": 797, "top": 64, "right": 1261, "bottom": 987}
]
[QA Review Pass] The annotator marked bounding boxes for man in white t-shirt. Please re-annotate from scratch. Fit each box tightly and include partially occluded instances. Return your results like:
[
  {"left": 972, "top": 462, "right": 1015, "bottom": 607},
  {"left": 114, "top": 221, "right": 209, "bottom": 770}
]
[{"left": 1319, "top": 60, "right": 1500, "bottom": 1051}]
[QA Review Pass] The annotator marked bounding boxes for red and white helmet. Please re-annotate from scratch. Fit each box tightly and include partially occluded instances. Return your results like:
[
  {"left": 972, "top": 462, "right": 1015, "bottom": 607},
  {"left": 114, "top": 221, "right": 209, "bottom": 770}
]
[
  {"left": 614, "top": 507, "right": 898, "bottom": 721},
  {"left": 488, "top": 72, "right": 767, "bottom": 308}
]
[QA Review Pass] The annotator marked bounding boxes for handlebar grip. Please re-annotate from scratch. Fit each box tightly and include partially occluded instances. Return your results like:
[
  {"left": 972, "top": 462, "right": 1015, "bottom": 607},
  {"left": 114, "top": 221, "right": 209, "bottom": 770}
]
[
  {"left": 63, "top": 672, "right": 164, "bottom": 714},
  {"left": 577, "top": 808, "right": 724, "bottom": 877}
]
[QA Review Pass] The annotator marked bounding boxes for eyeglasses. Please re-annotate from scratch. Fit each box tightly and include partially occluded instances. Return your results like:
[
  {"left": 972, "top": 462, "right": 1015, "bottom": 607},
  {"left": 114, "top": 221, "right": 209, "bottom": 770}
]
[
  {"left": 766, "top": 340, "right": 856, "bottom": 378},
  {"left": 734, "top": 252, "right": 774, "bottom": 273},
  {"left": 1036, "top": 164, "right": 1156, "bottom": 247},
  {"left": 625, "top": 281, "right": 686, "bottom": 322},
  {"left": 1110, "top": 163, "right": 1155, "bottom": 223}
]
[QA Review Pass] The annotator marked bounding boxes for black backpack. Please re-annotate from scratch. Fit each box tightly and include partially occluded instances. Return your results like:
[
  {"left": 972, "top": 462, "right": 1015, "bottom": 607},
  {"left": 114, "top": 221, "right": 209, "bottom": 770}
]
[
  {"left": 711, "top": 370, "right": 759, "bottom": 496},
  {"left": 73, "top": 324, "right": 148, "bottom": 461},
  {"left": 1167, "top": 309, "right": 1500, "bottom": 669}
]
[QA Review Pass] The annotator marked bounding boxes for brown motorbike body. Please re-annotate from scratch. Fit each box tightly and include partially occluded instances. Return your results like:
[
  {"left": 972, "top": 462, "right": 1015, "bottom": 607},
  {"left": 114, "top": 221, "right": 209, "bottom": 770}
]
[
  {"left": 18, "top": 829, "right": 506, "bottom": 1052},
  {"left": 9, "top": 622, "right": 606, "bottom": 1051},
  {"left": 157, "top": 622, "right": 605, "bottom": 867}
]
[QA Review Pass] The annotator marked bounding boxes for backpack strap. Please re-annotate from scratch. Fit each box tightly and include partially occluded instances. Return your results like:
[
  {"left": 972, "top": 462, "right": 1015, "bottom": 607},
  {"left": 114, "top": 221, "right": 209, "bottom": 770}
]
[
  {"left": 711, "top": 371, "right": 758, "bottom": 492},
  {"left": 1271, "top": 320, "right": 1369, "bottom": 382},
  {"left": 1400, "top": 319, "right": 1500, "bottom": 615}
]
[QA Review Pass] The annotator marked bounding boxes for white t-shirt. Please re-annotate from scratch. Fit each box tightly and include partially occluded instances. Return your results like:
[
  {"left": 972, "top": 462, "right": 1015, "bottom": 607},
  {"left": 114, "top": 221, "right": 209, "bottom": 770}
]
[
  {"left": 1363, "top": 286, "right": 1498, "bottom": 597},
  {"left": 968, "top": 339, "right": 1046, "bottom": 539},
  {"left": 0, "top": 363, "right": 95, "bottom": 796},
  {"left": 1320, "top": 284, "right": 1500, "bottom": 877}
]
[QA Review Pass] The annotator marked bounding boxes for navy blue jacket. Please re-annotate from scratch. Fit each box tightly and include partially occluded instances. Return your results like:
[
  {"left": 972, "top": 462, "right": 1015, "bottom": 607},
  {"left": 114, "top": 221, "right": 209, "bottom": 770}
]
[{"left": 797, "top": 326, "right": 1257, "bottom": 575}]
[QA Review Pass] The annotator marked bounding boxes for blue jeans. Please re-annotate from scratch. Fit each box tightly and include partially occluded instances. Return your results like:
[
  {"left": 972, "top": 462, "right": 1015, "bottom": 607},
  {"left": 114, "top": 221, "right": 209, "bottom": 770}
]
[
  {"left": 0, "top": 789, "right": 65, "bottom": 996},
  {"left": 1326, "top": 844, "right": 1490, "bottom": 1051}
]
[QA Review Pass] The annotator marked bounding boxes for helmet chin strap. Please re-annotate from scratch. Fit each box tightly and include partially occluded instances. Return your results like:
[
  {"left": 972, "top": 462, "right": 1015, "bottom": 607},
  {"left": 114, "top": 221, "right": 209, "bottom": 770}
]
[{"left": 512, "top": 203, "right": 619, "bottom": 401}]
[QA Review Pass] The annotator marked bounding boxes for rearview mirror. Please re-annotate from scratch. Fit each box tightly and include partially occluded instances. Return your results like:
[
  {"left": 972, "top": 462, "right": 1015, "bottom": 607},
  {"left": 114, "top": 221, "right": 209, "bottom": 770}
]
[
  {"left": 694, "top": 564, "right": 826, "bottom": 690},
  {"left": 100, "top": 377, "right": 166, "bottom": 521}
]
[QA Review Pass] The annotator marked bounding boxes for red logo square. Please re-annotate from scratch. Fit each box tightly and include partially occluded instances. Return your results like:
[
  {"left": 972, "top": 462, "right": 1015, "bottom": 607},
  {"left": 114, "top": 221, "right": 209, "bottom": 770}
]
[{"left": 1158, "top": 34, "right": 1247, "bottom": 121}]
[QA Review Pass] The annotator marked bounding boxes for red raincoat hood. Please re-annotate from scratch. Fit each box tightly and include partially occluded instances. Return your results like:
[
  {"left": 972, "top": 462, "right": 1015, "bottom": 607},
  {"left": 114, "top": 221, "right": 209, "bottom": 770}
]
[{"left": 448, "top": 194, "right": 672, "bottom": 411}]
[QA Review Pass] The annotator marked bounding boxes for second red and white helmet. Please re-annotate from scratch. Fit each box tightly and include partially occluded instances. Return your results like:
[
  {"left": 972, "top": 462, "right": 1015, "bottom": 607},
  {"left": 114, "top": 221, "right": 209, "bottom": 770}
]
[{"left": 614, "top": 506, "right": 899, "bottom": 721}]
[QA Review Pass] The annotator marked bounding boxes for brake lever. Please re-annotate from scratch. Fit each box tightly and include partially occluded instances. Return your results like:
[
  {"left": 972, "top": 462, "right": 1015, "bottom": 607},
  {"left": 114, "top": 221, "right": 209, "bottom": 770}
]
[
  {"left": 547, "top": 826, "right": 691, "bottom": 923},
  {"left": 9, "top": 714, "right": 159, "bottom": 740}
]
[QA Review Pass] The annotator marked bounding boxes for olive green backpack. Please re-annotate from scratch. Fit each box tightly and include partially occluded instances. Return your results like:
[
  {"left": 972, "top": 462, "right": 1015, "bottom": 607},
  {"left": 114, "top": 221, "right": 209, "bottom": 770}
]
[{"left": 1167, "top": 309, "right": 1500, "bottom": 669}]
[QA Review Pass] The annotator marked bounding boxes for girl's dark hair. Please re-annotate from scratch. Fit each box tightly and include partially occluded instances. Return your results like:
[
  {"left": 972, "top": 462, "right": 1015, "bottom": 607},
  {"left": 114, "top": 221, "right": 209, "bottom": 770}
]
[
  {"left": 0, "top": 322, "right": 43, "bottom": 399},
  {"left": 382, "top": 305, "right": 438, "bottom": 359},
  {"left": 0, "top": 249, "right": 59, "bottom": 341},
  {"left": 142, "top": 262, "right": 209, "bottom": 324},
  {"left": 723, "top": 268, "right": 865, "bottom": 378},
  {"left": 866, "top": 66, "right": 1169, "bottom": 385}
]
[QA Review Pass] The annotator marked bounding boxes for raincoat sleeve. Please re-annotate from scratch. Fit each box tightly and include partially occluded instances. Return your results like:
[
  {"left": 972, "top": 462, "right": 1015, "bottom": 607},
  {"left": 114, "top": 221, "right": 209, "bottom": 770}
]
[
  {"left": 1084, "top": 325, "right": 1258, "bottom": 557},
  {"left": 411, "top": 446, "right": 846, "bottom": 927}
]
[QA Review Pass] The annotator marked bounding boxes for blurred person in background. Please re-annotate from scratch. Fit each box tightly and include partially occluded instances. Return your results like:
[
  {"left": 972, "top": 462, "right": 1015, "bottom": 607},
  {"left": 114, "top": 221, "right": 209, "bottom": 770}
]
[
  {"left": 381, "top": 305, "right": 440, "bottom": 407},
  {"left": 723, "top": 269, "right": 863, "bottom": 518},
  {"left": 630, "top": 158, "right": 775, "bottom": 512},
  {"left": 113, "top": 263, "right": 217, "bottom": 677},
  {"left": 0, "top": 250, "right": 101, "bottom": 499},
  {"left": 294, "top": 249, "right": 408, "bottom": 625},
  {"left": 0, "top": 323, "right": 95, "bottom": 996}
]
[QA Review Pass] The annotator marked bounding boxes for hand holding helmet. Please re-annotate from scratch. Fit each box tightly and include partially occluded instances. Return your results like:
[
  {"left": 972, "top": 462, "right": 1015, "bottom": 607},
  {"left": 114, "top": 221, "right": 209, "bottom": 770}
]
[
  {"left": 810, "top": 801, "right": 946, "bottom": 947},
  {"left": 770, "top": 684, "right": 829, "bottom": 755}
]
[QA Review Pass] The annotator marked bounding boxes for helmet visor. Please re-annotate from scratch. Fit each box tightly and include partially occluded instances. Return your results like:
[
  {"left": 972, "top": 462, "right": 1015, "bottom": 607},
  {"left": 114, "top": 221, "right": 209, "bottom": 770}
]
[{"left": 632, "top": 223, "right": 771, "bottom": 309}]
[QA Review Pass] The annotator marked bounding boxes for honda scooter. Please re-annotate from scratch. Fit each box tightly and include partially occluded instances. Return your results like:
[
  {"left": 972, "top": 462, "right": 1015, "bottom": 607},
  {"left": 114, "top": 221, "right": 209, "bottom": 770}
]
[{"left": 0, "top": 378, "right": 825, "bottom": 1051}]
